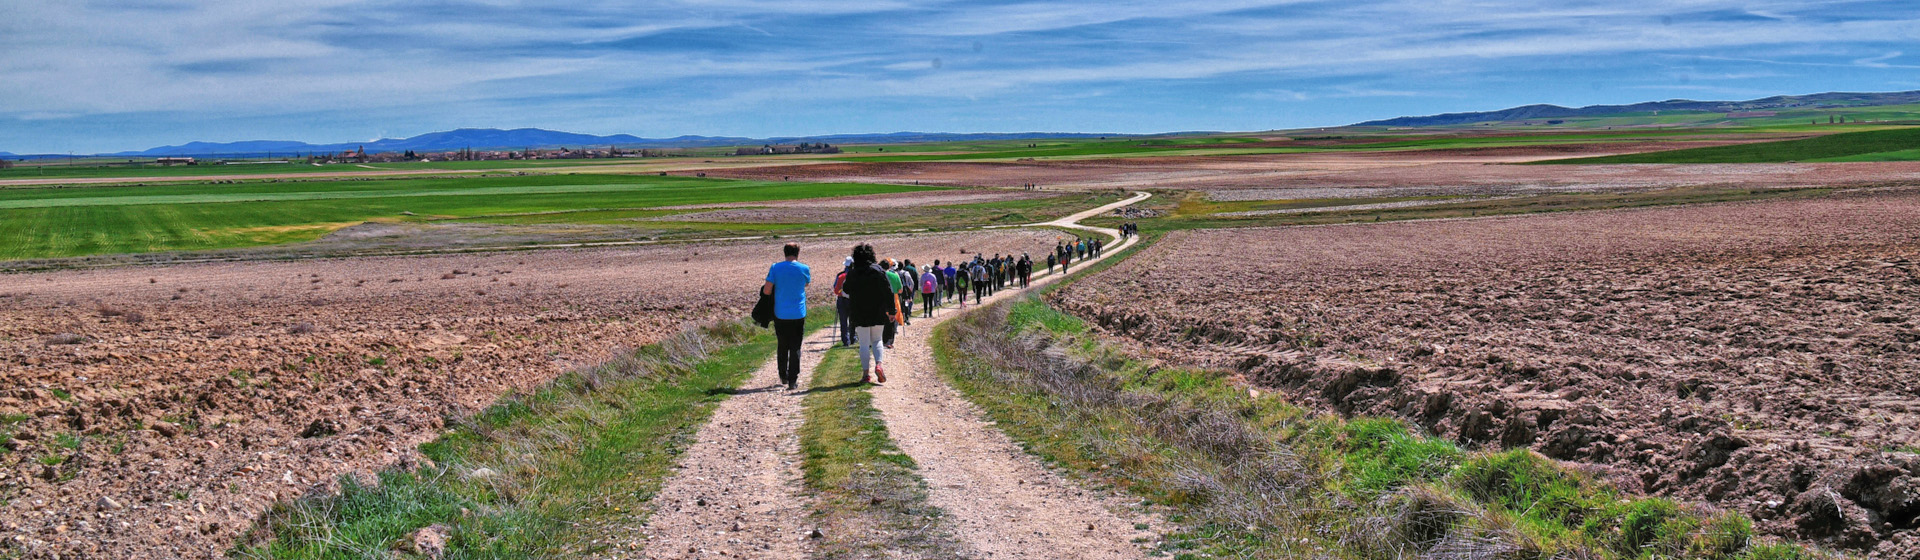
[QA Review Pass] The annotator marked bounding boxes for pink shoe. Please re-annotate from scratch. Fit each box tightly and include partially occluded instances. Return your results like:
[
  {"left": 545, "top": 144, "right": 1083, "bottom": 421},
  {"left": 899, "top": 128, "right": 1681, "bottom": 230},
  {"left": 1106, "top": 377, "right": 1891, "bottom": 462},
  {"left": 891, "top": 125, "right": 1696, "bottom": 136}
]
[{"left": 875, "top": 364, "right": 887, "bottom": 384}]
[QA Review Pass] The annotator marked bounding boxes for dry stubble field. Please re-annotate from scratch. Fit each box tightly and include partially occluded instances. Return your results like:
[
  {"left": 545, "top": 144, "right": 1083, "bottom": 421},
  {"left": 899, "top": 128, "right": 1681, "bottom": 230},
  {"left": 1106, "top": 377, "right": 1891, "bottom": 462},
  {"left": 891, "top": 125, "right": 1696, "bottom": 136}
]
[
  {"left": 1056, "top": 188, "right": 1920, "bottom": 555},
  {"left": 0, "top": 229, "right": 1058, "bottom": 558}
]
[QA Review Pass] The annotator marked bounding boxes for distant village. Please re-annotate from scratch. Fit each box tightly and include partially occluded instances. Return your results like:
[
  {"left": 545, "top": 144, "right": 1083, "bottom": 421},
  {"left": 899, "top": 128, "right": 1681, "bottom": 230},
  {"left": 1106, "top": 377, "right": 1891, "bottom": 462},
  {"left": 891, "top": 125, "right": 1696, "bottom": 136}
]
[
  {"left": 314, "top": 142, "right": 837, "bottom": 164},
  {"left": 134, "top": 143, "right": 841, "bottom": 166}
]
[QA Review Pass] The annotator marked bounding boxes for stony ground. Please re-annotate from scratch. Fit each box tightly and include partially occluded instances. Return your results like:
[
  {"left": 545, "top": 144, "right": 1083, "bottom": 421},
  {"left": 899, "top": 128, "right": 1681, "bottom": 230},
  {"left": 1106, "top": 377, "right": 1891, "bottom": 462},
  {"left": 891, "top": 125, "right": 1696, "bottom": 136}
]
[
  {"left": 1056, "top": 188, "right": 1920, "bottom": 556},
  {"left": 0, "top": 229, "right": 1057, "bottom": 559}
]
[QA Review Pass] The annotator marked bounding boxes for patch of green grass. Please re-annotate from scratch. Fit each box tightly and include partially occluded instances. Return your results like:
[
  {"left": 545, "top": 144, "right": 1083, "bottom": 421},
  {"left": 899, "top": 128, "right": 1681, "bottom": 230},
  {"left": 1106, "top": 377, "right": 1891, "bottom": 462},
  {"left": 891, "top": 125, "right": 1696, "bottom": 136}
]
[
  {"left": 1816, "top": 146, "right": 1920, "bottom": 162},
  {"left": 1334, "top": 418, "right": 1463, "bottom": 500},
  {"left": 235, "top": 307, "right": 833, "bottom": 558},
  {"left": 798, "top": 347, "right": 962, "bottom": 559},
  {"left": 48, "top": 388, "right": 72, "bottom": 401},
  {"left": 932, "top": 291, "right": 1834, "bottom": 560},
  {"left": 1546, "top": 126, "right": 1920, "bottom": 163},
  {"left": 52, "top": 433, "right": 83, "bottom": 450}
]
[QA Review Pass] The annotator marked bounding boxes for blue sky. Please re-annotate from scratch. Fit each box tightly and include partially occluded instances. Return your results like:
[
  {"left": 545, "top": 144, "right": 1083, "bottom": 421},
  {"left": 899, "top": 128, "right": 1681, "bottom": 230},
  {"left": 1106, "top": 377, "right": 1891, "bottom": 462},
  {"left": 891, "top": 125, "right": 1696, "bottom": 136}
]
[{"left": 2, "top": 0, "right": 1917, "bottom": 154}]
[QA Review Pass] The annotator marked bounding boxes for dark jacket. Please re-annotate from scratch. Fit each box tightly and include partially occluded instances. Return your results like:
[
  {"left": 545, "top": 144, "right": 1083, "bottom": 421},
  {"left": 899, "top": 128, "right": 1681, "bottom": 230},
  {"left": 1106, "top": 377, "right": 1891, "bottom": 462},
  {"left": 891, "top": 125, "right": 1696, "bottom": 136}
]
[
  {"left": 751, "top": 287, "right": 775, "bottom": 327},
  {"left": 843, "top": 263, "right": 897, "bottom": 327}
]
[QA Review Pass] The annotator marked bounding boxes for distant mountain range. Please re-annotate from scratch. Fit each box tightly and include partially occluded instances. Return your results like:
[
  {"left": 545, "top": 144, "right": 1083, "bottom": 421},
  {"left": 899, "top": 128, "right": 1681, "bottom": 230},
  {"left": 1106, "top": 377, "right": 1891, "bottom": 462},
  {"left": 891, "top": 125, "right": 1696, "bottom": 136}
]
[
  {"left": 59, "top": 129, "right": 1125, "bottom": 158},
  {"left": 1353, "top": 90, "right": 1920, "bottom": 127}
]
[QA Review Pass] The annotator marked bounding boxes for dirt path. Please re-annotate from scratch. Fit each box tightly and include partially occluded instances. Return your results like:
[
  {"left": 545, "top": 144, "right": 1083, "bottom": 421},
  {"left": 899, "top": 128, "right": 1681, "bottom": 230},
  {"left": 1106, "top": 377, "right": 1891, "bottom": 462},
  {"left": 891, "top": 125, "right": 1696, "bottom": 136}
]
[
  {"left": 599, "top": 330, "right": 837, "bottom": 559},
  {"left": 870, "top": 310, "right": 1157, "bottom": 558},
  {"left": 864, "top": 193, "right": 1156, "bottom": 558},
  {"left": 608, "top": 192, "right": 1149, "bottom": 559}
]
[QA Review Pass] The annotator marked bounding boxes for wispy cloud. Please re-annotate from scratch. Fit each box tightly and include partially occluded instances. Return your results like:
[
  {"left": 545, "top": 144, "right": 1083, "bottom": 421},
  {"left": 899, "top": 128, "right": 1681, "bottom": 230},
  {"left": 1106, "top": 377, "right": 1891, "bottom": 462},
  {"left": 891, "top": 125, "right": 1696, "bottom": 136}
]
[{"left": 0, "top": 0, "right": 1915, "bottom": 153}]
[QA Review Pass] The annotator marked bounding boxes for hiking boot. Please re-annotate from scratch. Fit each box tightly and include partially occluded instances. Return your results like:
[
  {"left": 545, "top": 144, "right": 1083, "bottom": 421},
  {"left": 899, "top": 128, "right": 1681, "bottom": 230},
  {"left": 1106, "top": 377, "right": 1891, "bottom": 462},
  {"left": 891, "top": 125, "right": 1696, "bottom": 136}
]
[
  {"left": 861, "top": 371, "right": 873, "bottom": 384},
  {"left": 788, "top": 380, "right": 798, "bottom": 391},
  {"left": 875, "top": 365, "right": 887, "bottom": 384}
]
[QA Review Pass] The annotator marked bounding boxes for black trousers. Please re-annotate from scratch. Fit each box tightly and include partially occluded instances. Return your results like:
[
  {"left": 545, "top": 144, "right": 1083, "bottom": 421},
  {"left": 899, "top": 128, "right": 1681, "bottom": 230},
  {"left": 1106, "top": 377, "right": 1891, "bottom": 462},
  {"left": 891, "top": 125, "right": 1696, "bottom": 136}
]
[{"left": 774, "top": 318, "right": 805, "bottom": 385}]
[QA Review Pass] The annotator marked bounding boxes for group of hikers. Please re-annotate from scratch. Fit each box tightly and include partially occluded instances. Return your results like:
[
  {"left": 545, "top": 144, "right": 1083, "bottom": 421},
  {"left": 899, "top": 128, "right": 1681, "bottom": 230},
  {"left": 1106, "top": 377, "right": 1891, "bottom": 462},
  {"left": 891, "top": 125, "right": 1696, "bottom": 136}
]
[
  {"left": 1049, "top": 235, "right": 1110, "bottom": 273},
  {"left": 757, "top": 232, "right": 1127, "bottom": 389}
]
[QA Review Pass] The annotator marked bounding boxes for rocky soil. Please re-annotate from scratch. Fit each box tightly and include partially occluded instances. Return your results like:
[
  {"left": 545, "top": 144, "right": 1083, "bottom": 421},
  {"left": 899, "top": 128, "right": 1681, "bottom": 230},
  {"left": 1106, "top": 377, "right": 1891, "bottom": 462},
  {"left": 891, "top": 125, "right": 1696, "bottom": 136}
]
[
  {"left": 0, "top": 229, "right": 1057, "bottom": 559},
  {"left": 1056, "top": 188, "right": 1920, "bottom": 556},
  {"left": 689, "top": 146, "right": 1920, "bottom": 196}
]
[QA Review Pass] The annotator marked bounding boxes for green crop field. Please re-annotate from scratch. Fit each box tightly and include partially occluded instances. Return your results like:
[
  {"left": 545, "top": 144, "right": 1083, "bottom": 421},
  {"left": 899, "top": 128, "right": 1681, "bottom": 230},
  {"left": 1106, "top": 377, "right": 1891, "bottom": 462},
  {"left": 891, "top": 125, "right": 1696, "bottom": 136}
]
[
  {"left": 0, "top": 174, "right": 933, "bottom": 260},
  {"left": 1543, "top": 126, "right": 1920, "bottom": 164}
]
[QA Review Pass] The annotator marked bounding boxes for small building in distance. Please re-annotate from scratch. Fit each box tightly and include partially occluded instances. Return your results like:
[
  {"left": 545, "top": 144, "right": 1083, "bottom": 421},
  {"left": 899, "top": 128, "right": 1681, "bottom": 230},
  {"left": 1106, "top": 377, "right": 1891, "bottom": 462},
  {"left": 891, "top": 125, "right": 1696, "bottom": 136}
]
[
  {"left": 735, "top": 142, "right": 843, "bottom": 156},
  {"left": 155, "top": 157, "right": 197, "bottom": 166}
]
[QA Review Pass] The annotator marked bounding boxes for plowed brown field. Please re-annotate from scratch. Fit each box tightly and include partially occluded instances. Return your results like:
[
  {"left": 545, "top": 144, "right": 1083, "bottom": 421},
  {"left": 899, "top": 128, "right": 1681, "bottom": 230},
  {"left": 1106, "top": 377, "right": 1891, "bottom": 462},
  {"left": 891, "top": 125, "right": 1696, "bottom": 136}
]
[
  {"left": 693, "top": 152, "right": 1920, "bottom": 197},
  {"left": 0, "top": 229, "right": 1057, "bottom": 559},
  {"left": 1056, "top": 189, "right": 1920, "bottom": 555}
]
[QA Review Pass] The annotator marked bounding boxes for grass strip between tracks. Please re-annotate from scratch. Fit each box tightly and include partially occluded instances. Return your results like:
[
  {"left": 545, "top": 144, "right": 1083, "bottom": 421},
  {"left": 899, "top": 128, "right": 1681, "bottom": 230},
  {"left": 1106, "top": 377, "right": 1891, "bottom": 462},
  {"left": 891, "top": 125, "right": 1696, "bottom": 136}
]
[
  {"left": 233, "top": 307, "right": 832, "bottom": 558},
  {"left": 931, "top": 236, "right": 1832, "bottom": 560},
  {"left": 797, "top": 346, "right": 965, "bottom": 559}
]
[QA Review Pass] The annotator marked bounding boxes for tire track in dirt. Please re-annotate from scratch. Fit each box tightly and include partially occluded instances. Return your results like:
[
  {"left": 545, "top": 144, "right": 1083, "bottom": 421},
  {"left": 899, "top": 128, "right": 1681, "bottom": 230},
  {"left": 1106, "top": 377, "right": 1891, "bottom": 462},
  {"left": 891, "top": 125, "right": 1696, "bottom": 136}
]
[
  {"left": 599, "top": 330, "right": 837, "bottom": 559},
  {"left": 864, "top": 193, "right": 1159, "bottom": 559}
]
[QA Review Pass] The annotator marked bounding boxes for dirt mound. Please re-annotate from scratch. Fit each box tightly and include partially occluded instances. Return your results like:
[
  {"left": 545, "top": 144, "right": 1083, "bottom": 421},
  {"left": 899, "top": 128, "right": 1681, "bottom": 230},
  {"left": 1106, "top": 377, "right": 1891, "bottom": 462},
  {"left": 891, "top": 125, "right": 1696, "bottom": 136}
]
[
  {"left": 0, "top": 229, "right": 1060, "bottom": 559},
  {"left": 1055, "top": 189, "right": 1920, "bottom": 555}
]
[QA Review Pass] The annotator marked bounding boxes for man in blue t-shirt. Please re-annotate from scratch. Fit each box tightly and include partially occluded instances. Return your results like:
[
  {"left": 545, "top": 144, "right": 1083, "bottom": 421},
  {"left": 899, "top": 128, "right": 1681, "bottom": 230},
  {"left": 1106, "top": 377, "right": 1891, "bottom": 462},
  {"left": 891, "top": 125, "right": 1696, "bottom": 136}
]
[{"left": 763, "top": 243, "right": 811, "bottom": 390}]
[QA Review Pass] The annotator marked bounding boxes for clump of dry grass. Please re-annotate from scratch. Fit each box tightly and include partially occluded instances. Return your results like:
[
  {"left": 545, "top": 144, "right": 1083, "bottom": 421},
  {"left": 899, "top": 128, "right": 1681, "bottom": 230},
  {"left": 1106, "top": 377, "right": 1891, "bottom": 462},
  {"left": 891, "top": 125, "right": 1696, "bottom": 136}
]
[{"left": 43, "top": 333, "right": 88, "bottom": 345}]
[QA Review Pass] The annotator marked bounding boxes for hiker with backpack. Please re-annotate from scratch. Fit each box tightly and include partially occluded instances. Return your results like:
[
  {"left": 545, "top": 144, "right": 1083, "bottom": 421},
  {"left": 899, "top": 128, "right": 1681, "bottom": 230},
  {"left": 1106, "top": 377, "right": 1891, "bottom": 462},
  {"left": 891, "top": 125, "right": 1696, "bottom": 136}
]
[{"left": 920, "top": 264, "right": 939, "bottom": 318}]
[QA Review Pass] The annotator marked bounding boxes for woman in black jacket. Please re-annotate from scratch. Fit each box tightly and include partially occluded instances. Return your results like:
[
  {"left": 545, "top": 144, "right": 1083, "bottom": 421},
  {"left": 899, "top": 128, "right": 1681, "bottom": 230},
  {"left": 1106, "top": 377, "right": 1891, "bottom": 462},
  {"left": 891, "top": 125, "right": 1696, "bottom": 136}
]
[{"left": 842, "top": 244, "right": 896, "bottom": 384}]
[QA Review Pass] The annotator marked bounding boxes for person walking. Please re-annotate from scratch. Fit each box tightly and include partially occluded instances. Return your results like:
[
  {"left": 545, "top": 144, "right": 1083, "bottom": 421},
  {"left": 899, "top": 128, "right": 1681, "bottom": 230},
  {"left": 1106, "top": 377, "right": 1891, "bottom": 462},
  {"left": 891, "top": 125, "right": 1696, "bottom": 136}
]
[
  {"left": 897, "top": 260, "right": 916, "bottom": 326},
  {"left": 880, "top": 258, "right": 903, "bottom": 348},
  {"left": 843, "top": 244, "right": 894, "bottom": 384},
  {"left": 970, "top": 259, "right": 988, "bottom": 305},
  {"left": 954, "top": 263, "right": 969, "bottom": 309},
  {"left": 1018, "top": 253, "right": 1032, "bottom": 288},
  {"left": 763, "top": 243, "right": 811, "bottom": 390},
  {"left": 1046, "top": 251, "right": 1056, "bottom": 275},
  {"left": 920, "top": 265, "right": 939, "bottom": 318},
  {"left": 990, "top": 255, "right": 1006, "bottom": 295},
  {"left": 832, "top": 257, "right": 853, "bottom": 347},
  {"left": 942, "top": 261, "right": 957, "bottom": 305}
]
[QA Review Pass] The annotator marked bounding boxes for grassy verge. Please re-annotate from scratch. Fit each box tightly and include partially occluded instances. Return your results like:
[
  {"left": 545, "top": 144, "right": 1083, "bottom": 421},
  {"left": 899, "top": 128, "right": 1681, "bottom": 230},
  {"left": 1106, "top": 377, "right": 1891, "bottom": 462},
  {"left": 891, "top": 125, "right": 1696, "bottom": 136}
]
[
  {"left": 797, "top": 347, "right": 964, "bottom": 559},
  {"left": 234, "top": 308, "right": 831, "bottom": 558},
  {"left": 932, "top": 293, "right": 1836, "bottom": 560}
]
